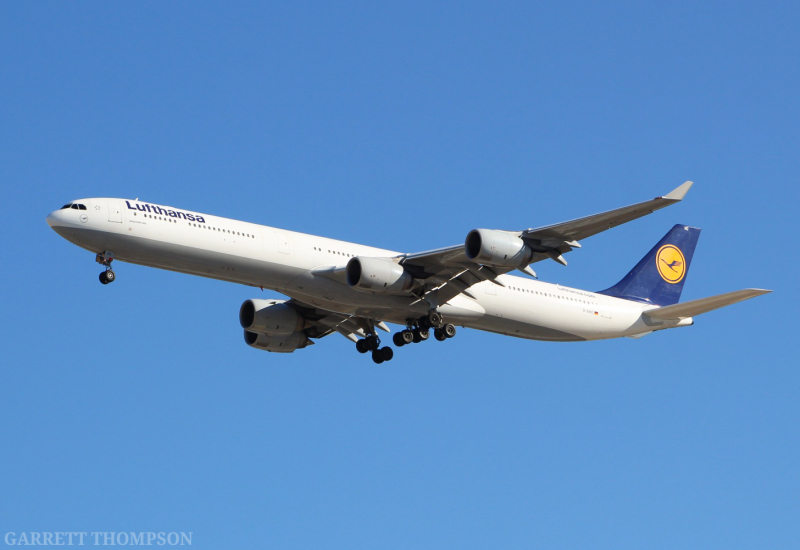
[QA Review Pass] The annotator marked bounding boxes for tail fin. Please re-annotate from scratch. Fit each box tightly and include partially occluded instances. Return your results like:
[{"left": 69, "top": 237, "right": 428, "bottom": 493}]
[{"left": 598, "top": 224, "right": 701, "bottom": 306}]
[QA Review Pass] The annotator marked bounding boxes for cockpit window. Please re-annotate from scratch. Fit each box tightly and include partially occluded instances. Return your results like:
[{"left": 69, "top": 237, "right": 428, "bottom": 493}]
[
  {"left": 71, "top": 204, "right": 79, "bottom": 209},
  {"left": 78, "top": 204, "right": 87, "bottom": 210},
  {"left": 61, "top": 204, "right": 72, "bottom": 209}
]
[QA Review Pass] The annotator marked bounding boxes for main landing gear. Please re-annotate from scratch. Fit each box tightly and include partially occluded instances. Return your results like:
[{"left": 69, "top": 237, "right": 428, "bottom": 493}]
[
  {"left": 433, "top": 323, "right": 457, "bottom": 341},
  {"left": 414, "top": 311, "right": 456, "bottom": 343},
  {"left": 96, "top": 252, "right": 116, "bottom": 285},
  {"left": 390, "top": 313, "right": 457, "bottom": 348},
  {"left": 355, "top": 334, "right": 394, "bottom": 364},
  {"left": 355, "top": 311, "right": 457, "bottom": 364},
  {"left": 392, "top": 326, "right": 429, "bottom": 346}
]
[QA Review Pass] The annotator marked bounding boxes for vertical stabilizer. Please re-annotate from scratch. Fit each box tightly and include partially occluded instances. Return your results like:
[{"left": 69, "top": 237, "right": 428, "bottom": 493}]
[{"left": 598, "top": 224, "right": 701, "bottom": 306}]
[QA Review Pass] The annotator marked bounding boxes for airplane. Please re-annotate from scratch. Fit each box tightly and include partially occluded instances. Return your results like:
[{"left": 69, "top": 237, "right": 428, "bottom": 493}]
[{"left": 46, "top": 182, "right": 770, "bottom": 363}]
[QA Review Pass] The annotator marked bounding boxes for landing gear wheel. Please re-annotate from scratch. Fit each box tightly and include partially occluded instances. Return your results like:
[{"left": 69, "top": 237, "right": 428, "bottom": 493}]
[
  {"left": 356, "top": 339, "right": 369, "bottom": 354},
  {"left": 413, "top": 327, "right": 429, "bottom": 343},
  {"left": 400, "top": 330, "right": 415, "bottom": 345},
  {"left": 444, "top": 324, "right": 457, "bottom": 338},
  {"left": 371, "top": 350, "right": 385, "bottom": 364},
  {"left": 434, "top": 329, "right": 447, "bottom": 341},
  {"left": 379, "top": 347, "right": 394, "bottom": 361},
  {"left": 393, "top": 332, "right": 406, "bottom": 347},
  {"left": 96, "top": 253, "right": 115, "bottom": 284},
  {"left": 365, "top": 335, "right": 380, "bottom": 351},
  {"left": 427, "top": 311, "right": 444, "bottom": 329}
]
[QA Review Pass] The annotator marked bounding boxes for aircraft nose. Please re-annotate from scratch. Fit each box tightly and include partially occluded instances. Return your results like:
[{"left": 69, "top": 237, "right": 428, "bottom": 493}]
[
  {"left": 46, "top": 211, "right": 58, "bottom": 228},
  {"left": 46, "top": 209, "right": 65, "bottom": 229}
]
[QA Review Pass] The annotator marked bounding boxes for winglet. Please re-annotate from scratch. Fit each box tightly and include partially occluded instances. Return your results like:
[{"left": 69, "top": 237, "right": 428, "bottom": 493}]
[{"left": 663, "top": 181, "right": 694, "bottom": 201}]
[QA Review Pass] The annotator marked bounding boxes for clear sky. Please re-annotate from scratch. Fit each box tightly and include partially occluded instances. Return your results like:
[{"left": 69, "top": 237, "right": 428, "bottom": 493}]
[{"left": 1, "top": 2, "right": 797, "bottom": 548}]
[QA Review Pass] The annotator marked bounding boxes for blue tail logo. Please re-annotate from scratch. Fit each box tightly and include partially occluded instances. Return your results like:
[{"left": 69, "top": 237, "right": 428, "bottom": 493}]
[{"left": 599, "top": 224, "right": 701, "bottom": 306}]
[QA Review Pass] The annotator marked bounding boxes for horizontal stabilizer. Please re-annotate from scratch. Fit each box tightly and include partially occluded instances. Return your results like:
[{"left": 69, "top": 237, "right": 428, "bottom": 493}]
[{"left": 644, "top": 289, "right": 771, "bottom": 321}]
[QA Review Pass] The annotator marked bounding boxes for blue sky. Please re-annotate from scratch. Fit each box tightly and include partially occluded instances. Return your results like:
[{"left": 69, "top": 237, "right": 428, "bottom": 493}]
[{"left": 1, "top": 2, "right": 797, "bottom": 548}]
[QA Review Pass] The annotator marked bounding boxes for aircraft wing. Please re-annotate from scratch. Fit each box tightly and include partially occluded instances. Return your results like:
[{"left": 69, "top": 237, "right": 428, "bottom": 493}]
[
  {"left": 288, "top": 299, "right": 391, "bottom": 343},
  {"left": 398, "top": 182, "right": 694, "bottom": 304},
  {"left": 520, "top": 180, "right": 694, "bottom": 245}
]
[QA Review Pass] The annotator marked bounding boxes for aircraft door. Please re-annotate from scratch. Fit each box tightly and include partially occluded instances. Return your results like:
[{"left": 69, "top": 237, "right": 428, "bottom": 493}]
[
  {"left": 277, "top": 231, "right": 291, "bottom": 254},
  {"left": 108, "top": 201, "right": 122, "bottom": 223}
]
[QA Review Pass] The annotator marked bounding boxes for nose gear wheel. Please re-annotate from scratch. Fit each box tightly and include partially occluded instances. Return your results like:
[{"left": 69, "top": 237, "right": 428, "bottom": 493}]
[{"left": 96, "top": 253, "right": 116, "bottom": 285}]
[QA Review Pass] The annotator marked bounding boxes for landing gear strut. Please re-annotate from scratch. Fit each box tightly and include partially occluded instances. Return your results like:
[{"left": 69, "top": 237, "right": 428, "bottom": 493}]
[{"left": 96, "top": 252, "right": 116, "bottom": 285}]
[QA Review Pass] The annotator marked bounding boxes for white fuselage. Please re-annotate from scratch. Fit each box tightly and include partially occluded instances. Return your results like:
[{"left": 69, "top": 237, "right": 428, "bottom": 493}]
[{"left": 47, "top": 198, "right": 680, "bottom": 342}]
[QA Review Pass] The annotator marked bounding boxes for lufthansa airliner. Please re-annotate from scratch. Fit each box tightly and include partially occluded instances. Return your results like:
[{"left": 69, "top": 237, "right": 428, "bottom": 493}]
[{"left": 47, "top": 182, "right": 770, "bottom": 363}]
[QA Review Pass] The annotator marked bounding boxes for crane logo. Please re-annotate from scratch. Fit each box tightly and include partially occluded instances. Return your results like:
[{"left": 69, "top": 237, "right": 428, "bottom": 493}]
[{"left": 656, "top": 244, "right": 686, "bottom": 284}]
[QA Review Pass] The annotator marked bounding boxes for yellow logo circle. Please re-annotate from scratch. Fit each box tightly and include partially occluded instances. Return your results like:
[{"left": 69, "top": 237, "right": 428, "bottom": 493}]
[{"left": 656, "top": 245, "right": 686, "bottom": 284}]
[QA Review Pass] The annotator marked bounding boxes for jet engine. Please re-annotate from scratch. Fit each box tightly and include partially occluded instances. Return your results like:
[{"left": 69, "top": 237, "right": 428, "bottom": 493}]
[
  {"left": 346, "top": 256, "right": 414, "bottom": 294},
  {"left": 464, "top": 229, "right": 533, "bottom": 267},
  {"left": 243, "top": 330, "right": 311, "bottom": 353},
  {"left": 239, "top": 299, "right": 304, "bottom": 336}
]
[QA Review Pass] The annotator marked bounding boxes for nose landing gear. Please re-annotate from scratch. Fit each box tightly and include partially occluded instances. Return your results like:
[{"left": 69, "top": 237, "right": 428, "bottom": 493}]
[
  {"left": 99, "top": 270, "right": 116, "bottom": 284},
  {"left": 96, "top": 252, "right": 116, "bottom": 285}
]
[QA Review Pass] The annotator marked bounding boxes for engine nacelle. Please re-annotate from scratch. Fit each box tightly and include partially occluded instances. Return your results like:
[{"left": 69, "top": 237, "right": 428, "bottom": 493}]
[
  {"left": 346, "top": 256, "right": 414, "bottom": 294},
  {"left": 243, "top": 330, "right": 311, "bottom": 353},
  {"left": 239, "top": 299, "right": 304, "bottom": 336},
  {"left": 464, "top": 229, "right": 533, "bottom": 267}
]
